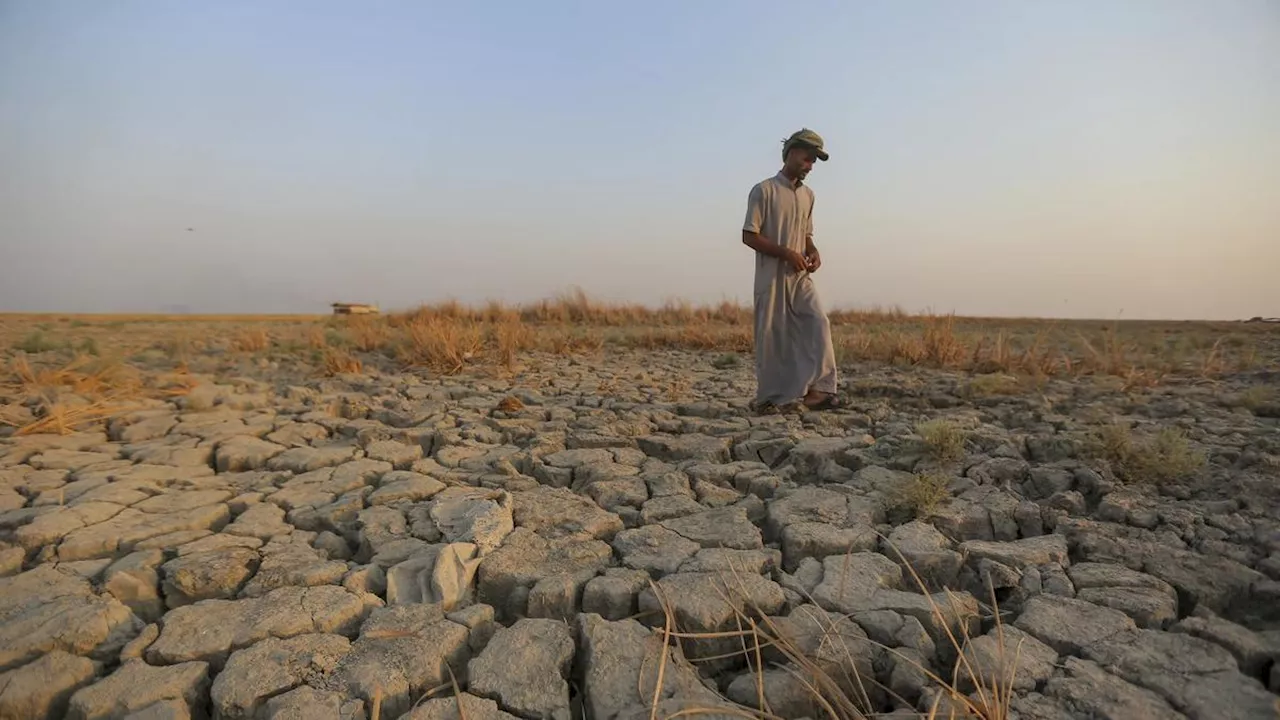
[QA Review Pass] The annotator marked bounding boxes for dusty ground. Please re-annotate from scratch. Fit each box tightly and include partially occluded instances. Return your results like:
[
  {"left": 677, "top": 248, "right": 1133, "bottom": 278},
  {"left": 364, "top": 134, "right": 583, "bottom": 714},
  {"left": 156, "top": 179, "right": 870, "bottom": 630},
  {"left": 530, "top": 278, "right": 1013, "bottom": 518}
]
[{"left": 0, "top": 308, "right": 1278, "bottom": 719}]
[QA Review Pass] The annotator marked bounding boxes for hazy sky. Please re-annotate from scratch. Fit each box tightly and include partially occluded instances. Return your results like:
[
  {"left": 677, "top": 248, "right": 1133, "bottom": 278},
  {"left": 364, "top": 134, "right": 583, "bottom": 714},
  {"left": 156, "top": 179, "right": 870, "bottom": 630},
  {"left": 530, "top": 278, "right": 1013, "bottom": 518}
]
[{"left": 2, "top": 1, "right": 1277, "bottom": 319}]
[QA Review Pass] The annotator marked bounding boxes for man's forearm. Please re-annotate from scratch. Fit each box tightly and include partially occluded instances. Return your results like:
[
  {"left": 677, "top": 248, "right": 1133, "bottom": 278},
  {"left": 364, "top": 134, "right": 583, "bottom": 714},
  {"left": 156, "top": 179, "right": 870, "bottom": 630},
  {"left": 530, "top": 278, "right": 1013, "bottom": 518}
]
[
  {"left": 742, "top": 231, "right": 792, "bottom": 260},
  {"left": 805, "top": 237, "right": 817, "bottom": 256}
]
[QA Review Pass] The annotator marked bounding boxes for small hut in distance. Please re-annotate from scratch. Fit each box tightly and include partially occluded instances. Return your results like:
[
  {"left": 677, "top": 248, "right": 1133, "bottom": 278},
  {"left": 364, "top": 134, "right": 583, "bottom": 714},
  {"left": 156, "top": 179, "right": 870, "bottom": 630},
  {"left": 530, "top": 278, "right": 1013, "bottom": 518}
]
[{"left": 331, "top": 302, "right": 380, "bottom": 316}]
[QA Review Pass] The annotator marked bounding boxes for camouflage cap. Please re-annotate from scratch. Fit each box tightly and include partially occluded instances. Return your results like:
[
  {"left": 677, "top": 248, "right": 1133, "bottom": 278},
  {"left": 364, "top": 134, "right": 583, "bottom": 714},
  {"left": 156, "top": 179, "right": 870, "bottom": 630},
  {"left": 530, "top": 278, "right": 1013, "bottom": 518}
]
[{"left": 783, "top": 128, "right": 829, "bottom": 161}]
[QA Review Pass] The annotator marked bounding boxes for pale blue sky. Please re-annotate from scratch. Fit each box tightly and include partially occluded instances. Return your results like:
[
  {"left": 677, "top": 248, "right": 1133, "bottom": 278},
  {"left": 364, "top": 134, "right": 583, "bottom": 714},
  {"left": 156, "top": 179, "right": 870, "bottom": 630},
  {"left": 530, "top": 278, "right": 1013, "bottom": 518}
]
[{"left": 1, "top": 1, "right": 1277, "bottom": 319}]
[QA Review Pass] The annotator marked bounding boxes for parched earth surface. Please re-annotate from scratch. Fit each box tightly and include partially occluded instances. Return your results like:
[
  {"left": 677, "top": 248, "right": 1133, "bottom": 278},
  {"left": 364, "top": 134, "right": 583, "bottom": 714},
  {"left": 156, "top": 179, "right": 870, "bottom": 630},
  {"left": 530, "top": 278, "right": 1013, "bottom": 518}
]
[{"left": 2, "top": 349, "right": 1279, "bottom": 719}]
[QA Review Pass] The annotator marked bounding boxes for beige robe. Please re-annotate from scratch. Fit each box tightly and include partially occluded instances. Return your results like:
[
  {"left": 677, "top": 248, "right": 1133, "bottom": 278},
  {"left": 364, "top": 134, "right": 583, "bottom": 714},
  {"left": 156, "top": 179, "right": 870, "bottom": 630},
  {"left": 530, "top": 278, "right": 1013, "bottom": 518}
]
[{"left": 742, "top": 171, "right": 838, "bottom": 406}]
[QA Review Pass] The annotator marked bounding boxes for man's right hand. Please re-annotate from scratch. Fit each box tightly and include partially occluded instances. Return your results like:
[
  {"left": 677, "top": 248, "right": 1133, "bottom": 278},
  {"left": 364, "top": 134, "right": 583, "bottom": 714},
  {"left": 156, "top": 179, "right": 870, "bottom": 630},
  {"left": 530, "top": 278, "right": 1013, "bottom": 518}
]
[
  {"left": 744, "top": 231, "right": 809, "bottom": 273},
  {"left": 783, "top": 249, "right": 808, "bottom": 273}
]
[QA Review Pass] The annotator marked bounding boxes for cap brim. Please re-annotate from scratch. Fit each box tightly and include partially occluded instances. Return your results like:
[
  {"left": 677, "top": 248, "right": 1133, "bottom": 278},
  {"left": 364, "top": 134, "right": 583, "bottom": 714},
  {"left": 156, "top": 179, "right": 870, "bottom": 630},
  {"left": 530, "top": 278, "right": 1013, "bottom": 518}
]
[{"left": 787, "top": 138, "right": 830, "bottom": 161}]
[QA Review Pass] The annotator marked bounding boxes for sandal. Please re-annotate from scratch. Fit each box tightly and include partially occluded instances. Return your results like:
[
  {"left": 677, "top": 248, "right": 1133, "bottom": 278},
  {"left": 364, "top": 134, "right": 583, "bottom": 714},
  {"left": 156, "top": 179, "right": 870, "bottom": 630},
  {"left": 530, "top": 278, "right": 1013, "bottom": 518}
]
[
  {"left": 754, "top": 400, "right": 806, "bottom": 416},
  {"left": 752, "top": 401, "right": 780, "bottom": 416},
  {"left": 803, "top": 393, "right": 842, "bottom": 411}
]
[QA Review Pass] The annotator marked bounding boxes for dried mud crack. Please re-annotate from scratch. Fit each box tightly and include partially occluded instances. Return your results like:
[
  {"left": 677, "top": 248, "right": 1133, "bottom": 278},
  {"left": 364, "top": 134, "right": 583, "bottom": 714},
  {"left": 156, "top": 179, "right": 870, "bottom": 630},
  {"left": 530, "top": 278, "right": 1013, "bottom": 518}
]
[{"left": 1, "top": 331, "right": 1279, "bottom": 719}]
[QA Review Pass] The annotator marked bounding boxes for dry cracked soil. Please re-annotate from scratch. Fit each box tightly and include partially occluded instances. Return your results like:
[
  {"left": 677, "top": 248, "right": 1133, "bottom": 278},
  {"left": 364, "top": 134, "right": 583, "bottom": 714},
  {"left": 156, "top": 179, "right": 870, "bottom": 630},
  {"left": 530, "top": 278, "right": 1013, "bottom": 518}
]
[{"left": 2, "top": 343, "right": 1280, "bottom": 720}]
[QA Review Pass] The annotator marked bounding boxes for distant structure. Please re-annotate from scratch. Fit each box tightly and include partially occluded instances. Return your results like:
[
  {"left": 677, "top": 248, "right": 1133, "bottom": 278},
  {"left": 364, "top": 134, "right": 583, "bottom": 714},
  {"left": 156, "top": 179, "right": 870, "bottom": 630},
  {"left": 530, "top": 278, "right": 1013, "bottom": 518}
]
[
  {"left": 331, "top": 302, "right": 380, "bottom": 316},
  {"left": 1244, "top": 317, "right": 1279, "bottom": 324}
]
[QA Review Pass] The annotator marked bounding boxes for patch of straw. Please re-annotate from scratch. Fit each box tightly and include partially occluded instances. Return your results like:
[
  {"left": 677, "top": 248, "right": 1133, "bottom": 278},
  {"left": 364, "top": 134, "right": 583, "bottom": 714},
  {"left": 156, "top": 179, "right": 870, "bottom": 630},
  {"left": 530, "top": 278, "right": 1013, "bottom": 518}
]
[
  {"left": 0, "top": 354, "right": 197, "bottom": 436},
  {"left": 230, "top": 328, "right": 271, "bottom": 352},
  {"left": 637, "top": 538, "right": 1019, "bottom": 719},
  {"left": 322, "top": 348, "right": 363, "bottom": 376}
]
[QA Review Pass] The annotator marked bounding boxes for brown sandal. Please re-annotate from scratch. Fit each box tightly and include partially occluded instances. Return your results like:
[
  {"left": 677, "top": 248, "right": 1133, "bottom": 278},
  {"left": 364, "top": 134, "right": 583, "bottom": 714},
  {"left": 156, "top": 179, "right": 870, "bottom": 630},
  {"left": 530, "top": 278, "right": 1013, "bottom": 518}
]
[{"left": 804, "top": 393, "right": 842, "bottom": 411}]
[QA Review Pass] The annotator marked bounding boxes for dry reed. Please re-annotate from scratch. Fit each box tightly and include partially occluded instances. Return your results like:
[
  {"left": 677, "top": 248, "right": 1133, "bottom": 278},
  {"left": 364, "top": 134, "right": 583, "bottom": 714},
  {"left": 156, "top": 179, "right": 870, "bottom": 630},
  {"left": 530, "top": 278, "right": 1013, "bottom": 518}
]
[
  {"left": 230, "top": 328, "right": 271, "bottom": 352},
  {"left": 0, "top": 354, "right": 197, "bottom": 435},
  {"left": 637, "top": 539, "right": 1020, "bottom": 720}
]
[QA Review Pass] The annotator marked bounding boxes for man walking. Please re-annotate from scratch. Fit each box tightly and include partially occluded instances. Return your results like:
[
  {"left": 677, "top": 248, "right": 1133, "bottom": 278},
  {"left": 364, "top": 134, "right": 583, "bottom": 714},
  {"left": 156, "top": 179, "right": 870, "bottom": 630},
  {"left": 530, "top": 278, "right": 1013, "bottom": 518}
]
[{"left": 741, "top": 128, "right": 840, "bottom": 413}]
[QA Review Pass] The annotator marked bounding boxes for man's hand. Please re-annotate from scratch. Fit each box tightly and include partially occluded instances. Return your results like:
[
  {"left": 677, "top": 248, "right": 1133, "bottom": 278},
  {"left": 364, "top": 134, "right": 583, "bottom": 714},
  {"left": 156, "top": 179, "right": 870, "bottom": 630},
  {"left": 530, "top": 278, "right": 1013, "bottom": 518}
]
[
  {"left": 744, "top": 231, "right": 811, "bottom": 274},
  {"left": 805, "top": 249, "right": 822, "bottom": 273},
  {"left": 783, "top": 249, "right": 809, "bottom": 273}
]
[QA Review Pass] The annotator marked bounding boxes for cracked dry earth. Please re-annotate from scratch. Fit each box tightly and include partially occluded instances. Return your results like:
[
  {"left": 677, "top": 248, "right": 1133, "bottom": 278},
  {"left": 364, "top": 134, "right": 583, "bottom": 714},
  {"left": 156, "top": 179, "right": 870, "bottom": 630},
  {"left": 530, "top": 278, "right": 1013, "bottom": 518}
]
[{"left": 2, "top": 349, "right": 1279, "bottom": 720}]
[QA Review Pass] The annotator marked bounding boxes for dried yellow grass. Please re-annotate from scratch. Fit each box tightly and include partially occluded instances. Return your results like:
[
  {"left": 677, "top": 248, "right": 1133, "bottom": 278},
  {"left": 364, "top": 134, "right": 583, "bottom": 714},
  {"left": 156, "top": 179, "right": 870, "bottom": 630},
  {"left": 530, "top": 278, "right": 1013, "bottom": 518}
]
[
  {"left": 0, "top": 354, "right": 197, "bottom": 436},
  {"left": 230, "top": 328, "right": 270, "bottom": 352},
  {"left": 369, "top": 303, "right": 1271, "bottom": 385},
  {"left": 916, "top": 419, "right": 968, "bottom": 465},
  {"left": 6, "top": 401, "right": 124, "bottom": 436},
  {"left": 4, "top": 293, "right": 1274, "bottom": 387},
  {"left": 640, "top": 541, "right": 1017, "bottom": 720},
  {"left": 1089, "top": 423, "right": 1207, "bottom": 485},
  {"left": 322, "top": 348, "right": 363, "bottom": 376},
  {"left": 307, "top": 326, "right": 329, "bottom": 349},
  {"left": 347, "top": 317, "right": 391, "bottom": 352},
  {"left": 396, "top": 316, "right": 485, "bottom": 374},
  {"left": 494, "top": 319, "right": 534, "bottom": 370}
]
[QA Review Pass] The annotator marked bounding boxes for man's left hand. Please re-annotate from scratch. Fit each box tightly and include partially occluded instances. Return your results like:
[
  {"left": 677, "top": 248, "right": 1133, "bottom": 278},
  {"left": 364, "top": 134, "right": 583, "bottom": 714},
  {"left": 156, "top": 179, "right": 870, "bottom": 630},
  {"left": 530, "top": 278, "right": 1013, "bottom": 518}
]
[{"left": 805, "top": 250, "right": 822, "bottom": 273}]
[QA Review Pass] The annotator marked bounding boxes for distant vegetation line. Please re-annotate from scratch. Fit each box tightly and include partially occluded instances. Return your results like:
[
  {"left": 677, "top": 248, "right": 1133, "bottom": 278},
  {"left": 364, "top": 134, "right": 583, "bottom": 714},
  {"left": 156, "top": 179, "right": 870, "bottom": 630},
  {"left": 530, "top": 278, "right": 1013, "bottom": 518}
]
[{"left": 0, "top": 286, "right": 1265, "bottom": 325}]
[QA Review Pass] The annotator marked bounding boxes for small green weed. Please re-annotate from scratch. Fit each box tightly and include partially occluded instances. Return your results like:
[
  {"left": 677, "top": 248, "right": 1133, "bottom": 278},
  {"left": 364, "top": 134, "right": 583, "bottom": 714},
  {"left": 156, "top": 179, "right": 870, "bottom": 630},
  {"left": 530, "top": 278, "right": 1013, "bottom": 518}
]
[
  {"left": 711, "top": 352, "right": 741, "bottom": 369},
  {"left": 1233, "top": 386, "right": 1276, "bottom": 413},
  {"left": 14, "top": 332, "right": 62, "bottom": 354},
  {"left": 965, "top": 373, "right": 1022, "bottom": 398}
]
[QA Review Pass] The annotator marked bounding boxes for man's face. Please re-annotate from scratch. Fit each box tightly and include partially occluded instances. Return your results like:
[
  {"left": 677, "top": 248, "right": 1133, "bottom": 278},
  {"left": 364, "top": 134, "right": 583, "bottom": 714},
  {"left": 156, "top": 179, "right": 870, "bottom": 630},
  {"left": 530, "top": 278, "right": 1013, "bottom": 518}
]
[{"left": 785, "top": 146, "right": 818, "bottom": 181}]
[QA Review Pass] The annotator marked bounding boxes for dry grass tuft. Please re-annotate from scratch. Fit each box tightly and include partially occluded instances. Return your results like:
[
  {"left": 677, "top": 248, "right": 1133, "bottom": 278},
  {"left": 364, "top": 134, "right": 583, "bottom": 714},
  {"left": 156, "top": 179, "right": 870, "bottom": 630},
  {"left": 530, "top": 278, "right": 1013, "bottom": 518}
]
[
  {"left": 7, "top": 401, "right": 122, "bottom": 437},
  {"left": 921, "top": 315, "right": 967, "bottom": 367},
  {"left": 494, "top": 319, "right": 534, "bottom": 369},
  {"left": 964, "top": 374, "right": 1023, "bottom": 398},
  {"left": 641, "top": 544, "right": 1016, "bottom": 719},
  {"left": 4, "top": 355, "right": 145, "bottom": 402},
  {"left": 396, "top": 316, "right": 485, "bottom": 374},
  {"left": 306, "top": 326, "right": 329, "bottom": 349},
  {"left": 13, "top": 331, "right": 62, "bottom": 354},
  {"left": 916, "top": 419, "right": 968, "bottom": 465},
  {"left": 1076, "top": 326, "right": 1129, "bottom": 376},
  {"left": 230, "top": 328, "right": 271, "bottom": 352},
  {"left": 1233, "top": 386, "right": 1277, "bottom": 413},
  {"left": 155, "top": 366, "right": 200, "bottom": 398},
  {"left": 347, "top": 317, "right": 391, "bottom": 352},
  {"left": 889, "top": 472, "right": 953, "bottom": 520},
  {"left": 545, "top": 328, "right": 605, "bottom": 356},
  {"left": 0, "top": 354, "right": 197, "bottom": 435},
  {"left": 158, "top": 331, "right": 203, "bottom": 362},
  {"left": 322, "top": 348, "right": 363, "bottom": 376},
  {"left": 1089, "top": 423, "right": 1206, "bottom": 485}
]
